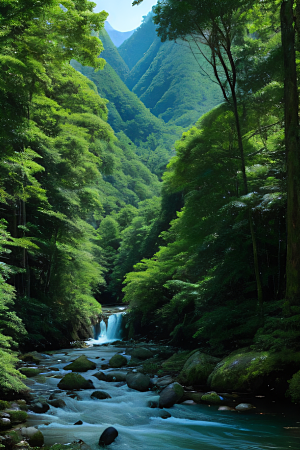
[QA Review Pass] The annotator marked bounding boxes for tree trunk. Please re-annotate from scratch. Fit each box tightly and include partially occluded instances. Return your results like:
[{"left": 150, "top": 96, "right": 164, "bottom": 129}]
[{"left": 281, "top": 0, "right": 300, "bottom": 309}]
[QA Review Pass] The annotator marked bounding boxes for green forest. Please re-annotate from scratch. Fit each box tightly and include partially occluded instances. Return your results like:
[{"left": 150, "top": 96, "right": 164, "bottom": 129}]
[{"left": 1, "top": 0, "right": 300, "bottom": 409}]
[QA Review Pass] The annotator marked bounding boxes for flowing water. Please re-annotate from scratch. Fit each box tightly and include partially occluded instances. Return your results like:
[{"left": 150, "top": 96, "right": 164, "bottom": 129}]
[{"left": 25, "top": 314, "right": 300, "bottom": 450}]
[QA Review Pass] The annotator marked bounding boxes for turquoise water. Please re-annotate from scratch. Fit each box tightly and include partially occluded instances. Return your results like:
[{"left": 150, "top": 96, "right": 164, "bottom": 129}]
[{"left": 26, "top": 344, "right": 300, "bottom": 450}]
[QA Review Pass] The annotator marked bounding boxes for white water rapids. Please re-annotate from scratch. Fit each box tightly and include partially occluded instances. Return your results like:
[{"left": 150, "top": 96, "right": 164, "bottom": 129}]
[{"left": 25, "top": 316, "right": 300, "bottom": 450}]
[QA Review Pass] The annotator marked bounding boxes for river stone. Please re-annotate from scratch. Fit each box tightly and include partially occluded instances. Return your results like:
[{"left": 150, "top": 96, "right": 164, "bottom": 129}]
[
  {"left": 99, "top": 426, "right": 118, "bottom": 446},
  {"left": 48, "top": 399, "right": 66, "bottom": 408},
  {"left": 178, "top": 351, "right": 220, "bottom": 386},
  {"left": 58, "top": 373, "right": 94, "bottom": 390},
  {"left": 109, "top": 354, "right": 127, "bottom": 368},
  {"left": 207, "top": 350, "right": 279, "bottom": 393},
  {"left": 201, "top": 392, "right": 224, "bottom": 405},
  {"left": 235, "top": 403, "right": 256, "bottom": 411},
  {"left": 0, "top": 417, "right": 11, "bottom": 428},
  {"left": 21, "top": 427, "right": 44, "bottom": 447},
  {"left": 63, "top": 355, "right": 96, "bottom": 372},
  {"left": 159, "top": 382, "right": 184, "bottom": 408},
  {"left": 181, "top": 392, "right": 204, "bottom": 404},
  {"left": 20, "top": 353, "right": 40, "bottom": 365},
  {"left": 30, "top": 399, "right": 50, "bottom": 413},
  {"left": 218, "top": 406, "right": 236, "bottom": 411},
  {"left": 129, "top": 347, "right": 153, "bottom": 360},
  {"left": 126, "top": 372, "right": 151, "bottom": 392},
  {"left": 91, "top": 390, "right": 111, "bottom": 400},
  {"left": 159, "top": 410, "right": 172, "bottom": 419},
  {"left": 74, "top": 420, "right": 83, "bottom": 425},
  {"left": 19, "top": 368, "right": 40, "bottom": 377},
  {"left": 154, "top": 375, "right": 173, "bottom": 388},
  {"left": 93, "top": 371, "right": 127, "bottom": 382}
]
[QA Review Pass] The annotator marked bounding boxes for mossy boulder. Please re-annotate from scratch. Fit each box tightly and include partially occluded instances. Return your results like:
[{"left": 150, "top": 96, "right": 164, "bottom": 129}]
[
  {"left": 63, "top": 355, "right": 96, "bottom": 372},
  {"left": 21, "top": 427, "right": 44, "bottom": 447},
  {"left": 19, "top": 368, "right": 40, "bottom": 377},
  {"left": 129, "top": 347, "right": 153, "bottom": 360},
  {"left": 48, "top": 399, "right": 66, "bottom": 408},
  {"left": 20, "top": 353, "right": 40, "bottom": 365},
  {"left": 7, "top": 410, "right": 28, "bottom": 424},
  {"left": 181, "top": 392, "right": 204, "bottom": 404},
  {"left": 208, "top": 350, "right": 300, "bottom": 393},
  {"left": 109, "top": 354, "right": 127, "bottom": 368},
  {"left": 287, "top": 370, "right": 300, "bottom": 402},
  {"left": 126, "top": 372, "right": 151, "bottom": 392},
  {"left": 159, "top": 382, "right": 184, "bottom": 408},
  {"left": 177, "top": 351, "right": 220, "bottom": 386},
  {"left": 58, "top": 373, "right": 94, "bottom": 390},
  {"left": 0, "top": 400, "right": 10, "bottom": 410},
  {"left": 161, "top": 351, "right": 193, "bottom": 374},
  {"left": 201, "top": 393, "right": 224, "bottom": 405}
]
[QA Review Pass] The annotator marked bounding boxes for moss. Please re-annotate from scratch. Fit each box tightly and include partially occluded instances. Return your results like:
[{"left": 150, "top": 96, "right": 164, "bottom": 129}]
[
  {"left": 7, "top": 410, "right": 28, "bottom": 424},
  {"left": 161, "top": 351, "right": 194, "bottom": 374},
  {"left": 287, "top": 370, "right": 300, "bottom": 403},
  {"left": 63, "top": 355, "right": 96, "bottom": 372},
  {"left": 109, "top": 354, "right": 127, "bottom": 368},
  {"left": 19, "top": 368, "right": 40, "bottom": 377},
  {"left": 57, "top": 372, "right": 94, "bottom": 390},
  {"left": 0, "top": 400, "right": 10, "bottom": 410},
  {"left": 6, "top": 430, "right": 20, "bottom": 444},
  {"left": 177, "top": 351, "right": 220, "bottom": 386},
  {"left": 201, "top": 393, "right": 223, "bottom": 404},
  {"left": 20, "top": 353, "right": 40, "bottom": 364}
]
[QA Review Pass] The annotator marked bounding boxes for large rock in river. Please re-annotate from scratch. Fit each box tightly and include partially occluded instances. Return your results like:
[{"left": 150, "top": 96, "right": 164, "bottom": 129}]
[
  {"left": 99, "top": 427, "right": 118, "bottom": 446},
  {"left": 109, "top": 354, "right": 127, "bottom": 368},
  {"left": 159, "top": 382, "right": 184, "bottom": 408},
  {"left": 129, "top": 347, "right": 153, "bottom": 360},
  {"left": 93, "top": 371, "right": 127, "bottom": 382},
  {"left": 58, "top": 373, "right": 94, "bottom": 390},
  {"left": 63, "top": 355, "right": 96, "bottom": 372},
  {"left": 177, "top": 351, "right": 220, "bottom": 386},
  {"left": 208, "top": 350, "right": 280, "bottom": 393},
  {"left": 126, "top": 372, "right": 150, "bottom": 392}
]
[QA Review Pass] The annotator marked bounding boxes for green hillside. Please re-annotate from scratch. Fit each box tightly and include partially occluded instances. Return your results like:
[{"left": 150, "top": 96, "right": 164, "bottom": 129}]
[
  {"left": 119, "top": 15, "right": 223, "bottom": 128},
  {"left": 99, "top": 28, "right": 130, "bottom": 82}
]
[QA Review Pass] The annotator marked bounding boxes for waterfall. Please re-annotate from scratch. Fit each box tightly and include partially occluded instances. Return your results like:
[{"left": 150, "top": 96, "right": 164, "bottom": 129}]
[{"left": 91, "top": 313, "right": 123, "bottom": 344}]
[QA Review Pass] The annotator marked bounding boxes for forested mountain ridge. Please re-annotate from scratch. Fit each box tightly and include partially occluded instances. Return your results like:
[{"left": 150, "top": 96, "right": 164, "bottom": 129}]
[
  {"left": 118, "top": 14, "right": 223, "bottom": 127},
  {"left": 104, "top": 21, "right": 135, "bottom": 48}
]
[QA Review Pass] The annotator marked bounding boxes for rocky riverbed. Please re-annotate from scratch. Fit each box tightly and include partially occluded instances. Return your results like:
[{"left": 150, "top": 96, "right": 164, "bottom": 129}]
[{"left": 1, "top": 339, "right": 300, "bottom": 450}]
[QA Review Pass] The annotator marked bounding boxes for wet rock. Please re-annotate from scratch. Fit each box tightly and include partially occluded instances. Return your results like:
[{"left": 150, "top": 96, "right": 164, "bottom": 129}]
[
  {"left": 48, "top": 399, "right": 66, "bottom": 408},
  {"left": 207, "top": 350, "right": 280, "bottom": 393},
  {"left": 148, "top": 400, "right": 158, "bottom": 408},
  {"left": 178, "top": 351, "right": 220, "bottom": 386},
  {"left": 100, "top": 364, "right": 109, "bottom": 370},
  {"left": 218, "top": 406, "right": 236, "bottom": 411},
  {"left": 68, "top": 393, "right": 82, "bottom": 400},
  {"left": 201, "top": 392, "right": 224, "bottom": 405},
  {"left": 21, "top": 427, "right": 44, "bottom": 447},
  {"left": 30, "top": 399, "right": 50, "bottom": 414},
  {"left": 109, "top": 354, "right": 127, "bottom": 368},
  {"left": 74, "top": 420, "right": 83, "bottom": 425},
  {"left": 235, "top": 403, "right": 256, "bottom": 411},
  {"left": 0, "top": 417, "right": 11, "bottom": 428},
  {"left": 159, "top": 382, "right": 184, "bottom": 408},
  {"left": 159, "top": 410, "right": 172, "bottom": 419},
  {"left": 91, "top": 391, "right": 111, "bottom": 400},
  {"left": 19, "top": 368, "right": 40, "bottom": 378},
  {"left": 181, "top": 392, "right": 204, "bottom": 404},
  {"left": 20, "top": 353, "right": 40, "bottom": 365},
  {"left": 99, "top": 426, "right": 118, "bottom": 446},
  {"left": 129, "top": 347, "right": 153, "bottom": 360},
  {"left": 58, "top": 373, "right": 94, "bottom": 390},
  {"left": 153, "top": 375, "right": 173, "bottom": 388},
  {"left": 93, "top": 371, "right": 127, "bottom": 382},
  {"left": 182, "top": 400, "right": 196, "bottom": 405},
  {"left": 126, "top": 372, "right": 151, "bottom": 392},
  {"left": 63, "top": 355, "right": 96, "bottom": 372}
]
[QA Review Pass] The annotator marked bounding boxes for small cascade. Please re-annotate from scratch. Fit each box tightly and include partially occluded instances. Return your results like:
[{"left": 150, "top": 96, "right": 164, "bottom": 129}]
[{"left": 91, "top": 313, "right": 123, "bottom": 344}]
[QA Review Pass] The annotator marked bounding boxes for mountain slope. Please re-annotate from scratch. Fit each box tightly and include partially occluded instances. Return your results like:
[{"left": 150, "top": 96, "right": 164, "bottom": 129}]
[
  {"left": 104, "top": 22, "right": 135, "bottom": 47},
  {"left": 119, "top": 15, "right": 223, "bottom": 128},
  {"left": 99, "top": 28, "right": 130, "bottom": 82}
]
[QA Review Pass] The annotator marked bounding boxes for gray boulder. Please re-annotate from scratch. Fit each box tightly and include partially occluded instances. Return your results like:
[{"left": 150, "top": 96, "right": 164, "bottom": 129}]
[
  {"left": 30, "top": 399, "right": 50, "bottom": 413},
  {"left": 126, "top": 372, "right": 151, "bottom": 392},
  {"left": 159, "top": 382, "right": 184, "bottom": 408},
  {"left": 21, "top": 427, "right": 44, "bottom": 447},
  {"left": 99, "top": 427, "right": 118, "bottom": 446},
  {"left": 93, "top": 371, "right": 127, "bottom": 382},
  {"left": 48, "top": 399, "right": 66, "bottom": 408},
  {"left": 235, "top": 403, "right": 256, "bottom": 411}
]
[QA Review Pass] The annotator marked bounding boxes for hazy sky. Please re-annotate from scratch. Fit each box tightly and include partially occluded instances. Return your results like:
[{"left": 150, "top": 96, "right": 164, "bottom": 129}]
[{"left": 93, "top": 0, "right": 157, "bottom": 32}]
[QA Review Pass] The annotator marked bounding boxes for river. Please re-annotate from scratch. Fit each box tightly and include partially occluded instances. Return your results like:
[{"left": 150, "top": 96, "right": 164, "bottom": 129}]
[{"left": 24, "top": 313, "right": 300, "bottom": 450}]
